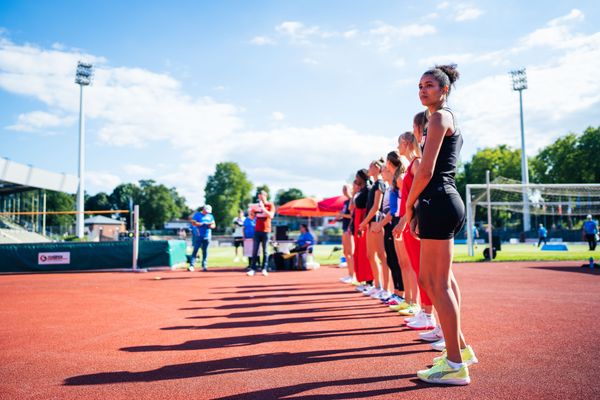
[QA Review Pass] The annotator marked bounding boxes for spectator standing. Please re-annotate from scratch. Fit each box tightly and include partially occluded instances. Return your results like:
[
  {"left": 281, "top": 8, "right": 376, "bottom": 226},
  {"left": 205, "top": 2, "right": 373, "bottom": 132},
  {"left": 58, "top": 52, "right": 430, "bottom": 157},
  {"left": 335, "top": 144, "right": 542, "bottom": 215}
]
[
  {"left": 583, "top": 215, "right": 598, "bottom": 251},
  {"left": 232, "top": 210, "right": 245, "bottom": 262},
  {"left": 248, "top": 191, "right": 275, "bottom": 276},
  {"left": 188, "top": 205, "right": 216, "bottom": 272},
  {"left": 243, "top": 210, "right": 256, "bottom": 270},
  {"left": 537, "top": 224, "right": 548, "bottom": 248}
]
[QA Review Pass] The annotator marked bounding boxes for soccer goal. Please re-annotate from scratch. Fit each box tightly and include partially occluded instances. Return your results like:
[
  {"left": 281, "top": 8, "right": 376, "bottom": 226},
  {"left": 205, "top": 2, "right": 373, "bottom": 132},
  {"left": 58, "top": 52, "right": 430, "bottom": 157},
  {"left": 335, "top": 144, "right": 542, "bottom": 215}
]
[{"left": 466, "top": 177, "right": 600, "bottom": 257}]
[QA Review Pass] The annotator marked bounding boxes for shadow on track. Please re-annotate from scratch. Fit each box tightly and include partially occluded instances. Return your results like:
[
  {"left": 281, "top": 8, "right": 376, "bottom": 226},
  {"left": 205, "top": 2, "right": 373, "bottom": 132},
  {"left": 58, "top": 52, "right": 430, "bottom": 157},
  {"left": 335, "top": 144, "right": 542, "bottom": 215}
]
[
  {"left": 161, "top": 312, "right": 393, "bottom": 331},
  {"left": 528, "top": 265, "right": 600, "bottom": 275},
  {"left": 120, "top": 326, "right": 409, "bottom": 352},
  {"left": 65, "top": 343, "right": 426, "bottom": 386},
  {"left": 184, "top": 304, "right": 386, "bottom": 320},
  {"left": 184, "top": 297, "right": 361, "bottom": 310},
  {"left": 213, "top": 375, "right": 433, "bottom": 400},
  {"left": 204, "top": 290, "right": 354, "bottom": 302}
]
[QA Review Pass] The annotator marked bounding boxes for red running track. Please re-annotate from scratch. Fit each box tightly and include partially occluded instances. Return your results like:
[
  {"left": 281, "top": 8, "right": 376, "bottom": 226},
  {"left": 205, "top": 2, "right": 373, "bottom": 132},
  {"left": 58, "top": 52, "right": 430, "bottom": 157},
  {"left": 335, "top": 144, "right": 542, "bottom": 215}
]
[{"left": 0, "top": 261, "right": 599, "bottom": 399}]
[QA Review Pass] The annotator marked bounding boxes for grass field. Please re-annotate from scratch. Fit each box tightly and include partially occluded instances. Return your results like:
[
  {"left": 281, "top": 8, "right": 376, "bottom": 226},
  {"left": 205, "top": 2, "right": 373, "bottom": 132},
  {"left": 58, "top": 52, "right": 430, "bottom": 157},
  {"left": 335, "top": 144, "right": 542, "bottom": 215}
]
[{"left": 188, "top": 242, "right": 598, "bottom": 269}]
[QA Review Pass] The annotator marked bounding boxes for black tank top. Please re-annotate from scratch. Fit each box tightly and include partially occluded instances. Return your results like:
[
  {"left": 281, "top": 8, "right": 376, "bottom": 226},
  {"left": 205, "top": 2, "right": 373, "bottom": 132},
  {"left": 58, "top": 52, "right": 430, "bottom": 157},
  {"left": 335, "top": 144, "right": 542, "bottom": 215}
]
[
  {"left": 422, "top": 107, "right": 463, "bottom": 196},
  {"left": 341, "top": 199, "right": 351, "bottom": 231},
  {"left": 366, "top": 178, "right": 384, "bottom": 222}
]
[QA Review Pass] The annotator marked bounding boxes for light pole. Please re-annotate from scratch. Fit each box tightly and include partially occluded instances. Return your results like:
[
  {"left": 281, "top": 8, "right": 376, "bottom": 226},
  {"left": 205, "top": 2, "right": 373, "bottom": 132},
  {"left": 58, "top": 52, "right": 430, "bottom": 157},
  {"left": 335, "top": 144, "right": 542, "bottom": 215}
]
[
  {"left": 75, "top": 61, "right": 93, "bottom": 238},
  {"left": 510, "top": 68, "right": 530, "bottom": 233}
]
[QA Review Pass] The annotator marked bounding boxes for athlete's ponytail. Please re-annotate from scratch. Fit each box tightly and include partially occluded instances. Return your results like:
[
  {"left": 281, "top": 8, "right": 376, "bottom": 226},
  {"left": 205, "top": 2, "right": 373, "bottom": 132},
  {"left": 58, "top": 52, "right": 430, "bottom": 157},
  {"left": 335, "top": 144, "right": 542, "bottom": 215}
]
[{"left": 423, "top": 64, "right": 460, "bottom": 95}]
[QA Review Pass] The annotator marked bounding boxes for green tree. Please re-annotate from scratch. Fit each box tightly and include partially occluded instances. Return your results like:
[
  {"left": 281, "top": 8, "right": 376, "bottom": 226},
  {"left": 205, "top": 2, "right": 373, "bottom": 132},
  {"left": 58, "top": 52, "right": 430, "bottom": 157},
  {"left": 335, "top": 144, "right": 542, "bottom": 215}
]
[
  {"left": 85, "top": 192, "right": 112, "bottom": 211},
  {"left": 531, "top": 133, "right": 579, "bottom": 183},
  {"left": 578, "top": 126, "right": 600, "bottom": 183},
  {"left": 204, "top": 162, "right": 253, "bottom": 232},
  {"left": 45, "top": 190, "right": 75, "bottom": 231},
  {"left": 275, "top": 188, "right": 304, "bottom": 205},
  {"left": 531, "top": 127, "right": 600, "bottom": 183},
  {"left": 138, "top": 180, "right": 184, "bottom": 229},
  {"left": 457, "top": 145, "right": 523, "bottom": 228},
  {"left": 109, "top": 183, "right": 142, "bottom": 227},
  {"left": 170, "top": 187, "right": 192, "bottom": 219}
]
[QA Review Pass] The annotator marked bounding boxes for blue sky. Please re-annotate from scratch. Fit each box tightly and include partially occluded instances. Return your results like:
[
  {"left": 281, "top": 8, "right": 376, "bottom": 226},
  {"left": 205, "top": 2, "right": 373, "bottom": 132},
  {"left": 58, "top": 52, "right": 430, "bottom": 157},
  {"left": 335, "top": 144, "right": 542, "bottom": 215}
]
[{"left": 1, "top": 0, "right": 599, "bottom": 206}]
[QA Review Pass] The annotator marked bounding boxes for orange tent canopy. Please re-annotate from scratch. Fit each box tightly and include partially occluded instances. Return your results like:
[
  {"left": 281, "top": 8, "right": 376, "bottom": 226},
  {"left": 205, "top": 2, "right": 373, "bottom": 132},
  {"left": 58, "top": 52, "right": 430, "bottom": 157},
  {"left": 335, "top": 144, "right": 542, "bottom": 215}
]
[{"left": 277, "top": 197, "right": 338, "bottom": 217}]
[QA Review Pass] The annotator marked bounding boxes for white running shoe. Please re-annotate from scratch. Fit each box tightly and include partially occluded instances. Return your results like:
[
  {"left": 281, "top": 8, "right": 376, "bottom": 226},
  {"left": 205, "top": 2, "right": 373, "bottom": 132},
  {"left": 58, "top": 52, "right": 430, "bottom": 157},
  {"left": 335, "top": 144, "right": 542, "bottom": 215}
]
[
  {"left": 360, "top": 285, "right": 373, "bottom": 294},
  {"left": 419, "top": 325, "right": 444, "bottom": 342},
  {"left": 339, "top": 276, "right": 352, "bottom": 283},
  {"left": 407, "top": 311, "right": 436, "bottom": 330},
  {"left": 262, "top": 269, "right": 269, "bottom": 276},
  {"left": 246, "top": 269, "right": 255, "bottom": 276},
  {"left": 365, "top": 287, "right": 379, "bottom": 296},
  {"left": 404, "top": 309, "right": 422, "bottom": 324},
  {"left": 374, "top": 290, "right": 389, "bottom": 300},
  {"left": 431, "top": 338, "right": 446, "bottom": 352},
  {"left": 188, "top": 266, "right": 195, "bottom": 272}
]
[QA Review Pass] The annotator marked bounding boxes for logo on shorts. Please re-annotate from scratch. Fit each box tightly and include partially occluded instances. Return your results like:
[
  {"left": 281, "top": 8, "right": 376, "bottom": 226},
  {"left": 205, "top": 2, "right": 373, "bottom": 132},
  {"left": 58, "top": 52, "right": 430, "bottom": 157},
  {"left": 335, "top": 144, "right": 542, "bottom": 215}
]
[{"left": 422, "top": 198, "right": 431, "bottom": 205}]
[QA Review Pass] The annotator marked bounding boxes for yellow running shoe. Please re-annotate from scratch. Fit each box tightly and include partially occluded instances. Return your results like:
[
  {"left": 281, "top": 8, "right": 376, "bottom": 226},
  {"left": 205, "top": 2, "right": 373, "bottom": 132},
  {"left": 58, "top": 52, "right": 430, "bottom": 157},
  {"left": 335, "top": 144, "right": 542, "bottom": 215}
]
[
  {"left": 417, "top": 359, "right": 470, "bottom": 385},
  {"left": 388, "top": 301, "right": 410, "bottom": 311},
  {"left": 398, "top": 304, "right": 420, "bottom": 316},
  {"left": 433, "top": 345, "right": 479, "bottom": 366}
]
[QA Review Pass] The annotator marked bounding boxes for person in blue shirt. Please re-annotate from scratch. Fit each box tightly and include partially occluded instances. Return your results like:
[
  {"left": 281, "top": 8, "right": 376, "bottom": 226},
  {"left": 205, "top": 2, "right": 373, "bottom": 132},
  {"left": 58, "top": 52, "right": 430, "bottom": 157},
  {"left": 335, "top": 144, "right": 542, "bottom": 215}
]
[
  {"left": 290, "top": 224, "right": 315, "bottom": 270},
  {"left": 243, "top": 210, "right": 256, "bottom": 270},
  {"left": 188, "top": 205, "right": 216, "bottom": 271},
  {"left": 537, "top": 223, "right": 548, "bottom": 248},
  {"left": 583, "top": 215, "right": 598, "bottom": 251}
]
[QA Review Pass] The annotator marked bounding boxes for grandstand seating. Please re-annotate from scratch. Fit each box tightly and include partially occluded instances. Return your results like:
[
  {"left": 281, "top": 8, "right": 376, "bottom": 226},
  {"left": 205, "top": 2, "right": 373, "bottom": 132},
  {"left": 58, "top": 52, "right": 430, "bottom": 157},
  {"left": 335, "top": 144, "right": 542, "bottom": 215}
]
[{"left": 0, "top": 217, "right": 50, "bottom": 244}]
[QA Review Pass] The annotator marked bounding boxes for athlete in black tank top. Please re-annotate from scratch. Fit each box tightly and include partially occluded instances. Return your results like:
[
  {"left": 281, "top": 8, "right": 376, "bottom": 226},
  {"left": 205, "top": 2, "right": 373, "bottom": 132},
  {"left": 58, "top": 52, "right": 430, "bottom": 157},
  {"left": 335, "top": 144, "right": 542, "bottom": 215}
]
[
  {"left": 421, "top": 107, "right": 463, "bottom": 196},
  {"left": 402, "top": 65, "right": 475, "bottom": 386}
]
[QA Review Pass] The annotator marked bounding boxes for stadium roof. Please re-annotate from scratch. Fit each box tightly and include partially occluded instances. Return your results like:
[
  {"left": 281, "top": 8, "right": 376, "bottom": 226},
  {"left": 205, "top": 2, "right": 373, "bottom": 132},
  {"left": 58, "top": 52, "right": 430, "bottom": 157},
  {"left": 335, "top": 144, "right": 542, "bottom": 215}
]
[
  {"left": 0, "top": 157, "right": 78, "bottom": 195},
  {"left": 84, "top": 215, "right": 124, "bottom": 225}
]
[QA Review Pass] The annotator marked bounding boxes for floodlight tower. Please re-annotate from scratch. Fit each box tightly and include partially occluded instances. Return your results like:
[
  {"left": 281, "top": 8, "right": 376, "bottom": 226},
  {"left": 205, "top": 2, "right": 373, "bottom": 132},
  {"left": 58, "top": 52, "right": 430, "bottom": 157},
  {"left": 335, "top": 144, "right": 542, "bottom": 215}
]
[
  {"left": 75, "top": 61, "right": 93, "bottom": 238},
  {"left": 510, "top": 68, "right": 530, "bottom": 232}
]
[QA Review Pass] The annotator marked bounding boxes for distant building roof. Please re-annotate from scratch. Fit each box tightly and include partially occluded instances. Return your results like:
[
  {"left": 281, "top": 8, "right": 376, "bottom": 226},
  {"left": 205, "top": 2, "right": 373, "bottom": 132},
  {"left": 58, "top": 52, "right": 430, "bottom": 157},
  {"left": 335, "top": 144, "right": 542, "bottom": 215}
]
[
  {"left": 0, "top": 157, "right": 78, "bottom": 195},
  {"left": 84, "top": 215, "right": 124, "bottom": 225}
]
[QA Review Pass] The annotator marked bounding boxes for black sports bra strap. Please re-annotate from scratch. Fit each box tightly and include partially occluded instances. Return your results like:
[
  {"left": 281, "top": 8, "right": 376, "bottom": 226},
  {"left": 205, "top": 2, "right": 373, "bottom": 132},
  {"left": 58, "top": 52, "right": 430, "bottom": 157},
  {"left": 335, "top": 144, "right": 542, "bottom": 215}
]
[{"left": 442, "top": 106, "right": 459, "bottom": 135}]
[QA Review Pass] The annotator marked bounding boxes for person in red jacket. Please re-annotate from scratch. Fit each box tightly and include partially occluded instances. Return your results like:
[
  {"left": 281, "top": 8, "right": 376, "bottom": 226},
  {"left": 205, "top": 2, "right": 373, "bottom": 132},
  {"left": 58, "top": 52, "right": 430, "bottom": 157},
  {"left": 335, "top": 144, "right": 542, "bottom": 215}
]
[{"left": 247, "top": 190, "right": 275, "bottom": 277}]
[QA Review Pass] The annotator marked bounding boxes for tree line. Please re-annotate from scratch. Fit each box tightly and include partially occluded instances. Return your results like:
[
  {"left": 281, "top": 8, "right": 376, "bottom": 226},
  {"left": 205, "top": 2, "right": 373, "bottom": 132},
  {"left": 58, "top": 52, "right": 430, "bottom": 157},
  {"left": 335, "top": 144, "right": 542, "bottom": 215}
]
[
  {"left": 45, "top": 126, "right": 598, "bottom": 233},
  {"left": 45, "top": 164, "right": 307, "bottom": 233}
]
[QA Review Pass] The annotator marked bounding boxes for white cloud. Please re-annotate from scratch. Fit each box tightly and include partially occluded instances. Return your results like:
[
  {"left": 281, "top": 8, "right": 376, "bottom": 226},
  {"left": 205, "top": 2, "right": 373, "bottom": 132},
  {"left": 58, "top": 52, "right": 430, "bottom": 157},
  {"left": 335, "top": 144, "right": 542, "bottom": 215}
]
[
  {"left": 368, "top": 22, "right": 436, "bottom": 51},
  {"left": 87, "top": 171, "right": 122, "bottom": 192},
  {"left": 276, "top": 21, "right": 325, "bottom": 45},
  {"left": 454, "top": 6, "right": 484, "bottom": 22},
  {"left": 250, "top": 36, "right": 276, "bottom": 46},
  {"left": 272, "top": 111, "right": 285, "bottom": 121},
  {"left": 454, "top": 7, "right": 483, "bottom": 22},
  {"left": 230, "top": 124, "right": 393, "bottom": 198},
  {"left": 393, "top": 78, "right": 413, "bottom": 88},
  {"left": 437, "top": 1, "right": 450, "bottom": 10},
  {"left": 123, "top": 164, "right": 155, "bottom": 176},
  {"left": 343, "top": 29, "right": 359, "bottom": 39},
  {"left": 7, "top": 111, "right": 75, "bottom": 132},
  {"left": 451, "top": 9, "right": 600, "bottom": 159},
  {"left": 301, "top": 57, "right": 319, "bottom": 65},
  {"left": 518, "top": 8, "right": 588, "bottom": 50},
  {"left": 393, "top": 58, "right": 406, "bottom": 68},
  {"left": 274, "top": 21, "right": 357, "bottom": 45}
]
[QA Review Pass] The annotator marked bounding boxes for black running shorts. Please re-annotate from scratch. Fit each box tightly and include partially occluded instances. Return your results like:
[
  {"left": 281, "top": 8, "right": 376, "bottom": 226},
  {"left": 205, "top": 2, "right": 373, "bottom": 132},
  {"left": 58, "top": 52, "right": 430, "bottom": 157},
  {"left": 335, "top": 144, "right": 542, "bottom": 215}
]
[{"left": 417, "top": 190, "right": 465, "bottom": 240}]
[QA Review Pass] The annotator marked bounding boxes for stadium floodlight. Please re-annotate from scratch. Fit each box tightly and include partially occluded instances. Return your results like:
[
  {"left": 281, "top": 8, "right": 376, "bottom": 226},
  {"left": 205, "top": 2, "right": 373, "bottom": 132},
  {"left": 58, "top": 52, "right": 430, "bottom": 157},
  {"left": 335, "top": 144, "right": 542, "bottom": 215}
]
[
  {"left": 75, "top": 61, "right": 93, "bottom": 238},
  {"left": 510, "top": 68, "right": 530, "bottom": 232}
]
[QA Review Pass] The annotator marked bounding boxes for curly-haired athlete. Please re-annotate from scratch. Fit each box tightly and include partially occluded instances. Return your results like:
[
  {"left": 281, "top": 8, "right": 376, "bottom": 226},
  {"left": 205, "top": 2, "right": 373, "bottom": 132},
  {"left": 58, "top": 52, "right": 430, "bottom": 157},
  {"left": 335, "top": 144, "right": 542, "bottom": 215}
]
[{"left": 401, "top": 65, "right": 477, "bottom": 385}]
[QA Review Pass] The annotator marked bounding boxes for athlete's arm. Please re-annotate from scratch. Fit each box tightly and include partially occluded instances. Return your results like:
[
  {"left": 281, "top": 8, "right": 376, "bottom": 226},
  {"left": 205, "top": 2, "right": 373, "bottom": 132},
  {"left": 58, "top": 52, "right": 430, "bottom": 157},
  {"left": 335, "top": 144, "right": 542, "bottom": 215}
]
[
  {"left": 360, "top": 189, "right": 383, "bottom": 231},
  {"left": 404, "top": 111, "right": 451, "bottom": 211}
]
